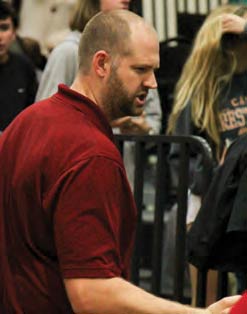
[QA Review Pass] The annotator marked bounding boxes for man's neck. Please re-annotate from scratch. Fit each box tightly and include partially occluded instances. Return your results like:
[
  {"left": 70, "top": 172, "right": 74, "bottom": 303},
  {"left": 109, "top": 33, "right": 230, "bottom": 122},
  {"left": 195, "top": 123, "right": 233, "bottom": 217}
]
[
  {"left": 71, "top": 74, "right": 111, "bottom": 122},
  {"left": 71, "top": 76, "right": 102, "bottom": 109}
]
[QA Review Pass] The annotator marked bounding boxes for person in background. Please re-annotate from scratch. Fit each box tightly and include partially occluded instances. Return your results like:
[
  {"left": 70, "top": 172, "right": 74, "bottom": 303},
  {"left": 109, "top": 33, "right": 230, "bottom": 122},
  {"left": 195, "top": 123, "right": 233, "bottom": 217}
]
[
  {"left": 219, "top": 6, "right": 247, "bottom": 296},
  {"left": 167, "top": 3, "right": 247, "bottom": 306},
  {"left": 0, "top": 1, "right": 37, "bottom": 131},
  {"left": 7, "top": 0, "right": 47, "bottom": 81},
  {"left": 0, "top": 9, "right": 240, "bottom": 314}
]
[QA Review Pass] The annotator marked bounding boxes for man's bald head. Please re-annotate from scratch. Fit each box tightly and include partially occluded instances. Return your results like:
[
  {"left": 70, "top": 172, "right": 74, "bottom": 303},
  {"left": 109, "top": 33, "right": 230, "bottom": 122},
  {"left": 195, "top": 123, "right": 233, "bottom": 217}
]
[{"left": 78, "top": 9, "right": 157, "bottom": 74}]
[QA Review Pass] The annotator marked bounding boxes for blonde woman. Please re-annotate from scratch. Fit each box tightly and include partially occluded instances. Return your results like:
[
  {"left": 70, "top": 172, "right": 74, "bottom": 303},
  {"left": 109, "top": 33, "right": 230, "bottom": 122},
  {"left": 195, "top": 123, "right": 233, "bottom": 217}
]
[
  {"left": 167, "top": 4, "right": 247, "bottom": 306},
  {"left": 168, "top": 5, "right": 247, "bottom": 160}
]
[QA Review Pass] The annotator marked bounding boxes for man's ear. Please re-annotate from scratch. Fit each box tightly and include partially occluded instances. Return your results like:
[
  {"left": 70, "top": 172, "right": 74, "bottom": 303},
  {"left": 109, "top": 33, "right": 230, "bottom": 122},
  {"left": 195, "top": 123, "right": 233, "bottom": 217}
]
[{"left": 92, "top": 50, "right": 111, "bottom": 78}]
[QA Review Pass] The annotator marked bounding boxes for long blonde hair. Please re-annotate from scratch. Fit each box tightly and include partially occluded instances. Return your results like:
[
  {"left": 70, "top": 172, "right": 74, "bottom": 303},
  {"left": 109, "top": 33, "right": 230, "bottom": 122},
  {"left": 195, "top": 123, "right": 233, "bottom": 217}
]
[{"left": 167, "top": 4, "right": 247, "bottom": 154}]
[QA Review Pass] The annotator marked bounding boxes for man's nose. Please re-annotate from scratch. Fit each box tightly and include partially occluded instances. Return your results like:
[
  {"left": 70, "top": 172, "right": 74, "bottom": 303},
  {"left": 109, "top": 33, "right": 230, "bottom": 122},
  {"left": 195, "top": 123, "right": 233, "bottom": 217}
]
[{"left": 143, "top": 72, "right": 158, "bottom": 89}]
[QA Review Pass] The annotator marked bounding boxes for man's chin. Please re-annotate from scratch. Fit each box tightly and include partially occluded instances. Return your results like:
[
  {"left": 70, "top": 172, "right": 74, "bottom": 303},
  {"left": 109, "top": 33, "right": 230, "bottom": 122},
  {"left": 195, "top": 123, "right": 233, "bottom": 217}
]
[{"left": 118, "top": 101, "right": 144, "bottom": 117}]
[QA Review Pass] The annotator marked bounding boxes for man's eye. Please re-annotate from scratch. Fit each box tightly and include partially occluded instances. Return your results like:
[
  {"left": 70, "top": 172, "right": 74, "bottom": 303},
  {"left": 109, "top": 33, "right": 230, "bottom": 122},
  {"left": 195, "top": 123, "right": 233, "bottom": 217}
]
[{"left": 135, "top": 67, "right": 147, "bottom": 73}]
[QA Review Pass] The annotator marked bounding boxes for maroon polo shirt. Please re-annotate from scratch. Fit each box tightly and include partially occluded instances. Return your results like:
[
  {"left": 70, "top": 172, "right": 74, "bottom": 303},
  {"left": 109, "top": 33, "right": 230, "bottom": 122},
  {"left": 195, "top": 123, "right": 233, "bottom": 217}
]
[{"left": 0, "top": 84, "right": 137, "bottom": 313}]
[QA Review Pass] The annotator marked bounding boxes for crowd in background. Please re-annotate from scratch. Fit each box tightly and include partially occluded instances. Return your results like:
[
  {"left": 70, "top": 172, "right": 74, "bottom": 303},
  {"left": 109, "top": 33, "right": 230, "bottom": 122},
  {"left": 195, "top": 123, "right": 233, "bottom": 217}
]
[{"left": 1, "top": 0, "right": 247, "bottom": 310}]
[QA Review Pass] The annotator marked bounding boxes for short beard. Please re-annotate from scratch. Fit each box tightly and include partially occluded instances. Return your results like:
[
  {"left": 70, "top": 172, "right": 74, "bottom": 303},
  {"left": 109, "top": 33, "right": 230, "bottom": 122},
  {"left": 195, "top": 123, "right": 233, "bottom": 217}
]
[{"left": 103, "top": 67, "right": 136, "bottom": 121}]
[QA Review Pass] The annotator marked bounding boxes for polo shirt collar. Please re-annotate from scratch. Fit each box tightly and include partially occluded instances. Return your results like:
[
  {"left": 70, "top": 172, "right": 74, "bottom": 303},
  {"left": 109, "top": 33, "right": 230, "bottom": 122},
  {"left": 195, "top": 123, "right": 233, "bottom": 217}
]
[{"left": 55, "top": 84, "right": 114, "bottom": 142}]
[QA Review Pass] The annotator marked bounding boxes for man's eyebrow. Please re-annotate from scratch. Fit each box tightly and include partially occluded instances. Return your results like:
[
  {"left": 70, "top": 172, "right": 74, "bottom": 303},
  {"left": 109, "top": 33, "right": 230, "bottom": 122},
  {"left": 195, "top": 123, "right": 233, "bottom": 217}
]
[{"left": 132, "top": 63, "right": 159, "bottom": 69}]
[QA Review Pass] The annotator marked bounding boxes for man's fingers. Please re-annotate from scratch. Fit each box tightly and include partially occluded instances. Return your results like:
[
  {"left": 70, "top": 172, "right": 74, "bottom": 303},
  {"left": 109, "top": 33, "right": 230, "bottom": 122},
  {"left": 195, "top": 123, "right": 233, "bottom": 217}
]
[
  {"left": 207, "top": 295, "right": 241, "bottom": 314},
  {"left": 221, "top": 295, "right": 242, "bottom": 306},
  {"left": 221, "top": 309, "right": 230, "bottom": 314}
]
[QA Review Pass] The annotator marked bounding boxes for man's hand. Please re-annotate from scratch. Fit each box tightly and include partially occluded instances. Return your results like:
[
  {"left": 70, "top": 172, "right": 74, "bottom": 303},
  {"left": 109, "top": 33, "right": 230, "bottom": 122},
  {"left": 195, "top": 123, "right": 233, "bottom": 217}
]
[
  {"left": 221, "top": 13, "right": 246, "bottom": 34},
  {"left": 206, "top": 295, "right": 241, "bottom": 314}
]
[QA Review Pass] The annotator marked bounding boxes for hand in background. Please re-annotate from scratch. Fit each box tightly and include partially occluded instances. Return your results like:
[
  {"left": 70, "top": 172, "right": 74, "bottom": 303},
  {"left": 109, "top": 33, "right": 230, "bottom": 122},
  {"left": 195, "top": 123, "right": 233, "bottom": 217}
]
[
  {"left": 111, "top": 113, "right": 153, "bottom": 135},
  {"left": 221, "top": 13, "right": 246, "bottom": 34}
]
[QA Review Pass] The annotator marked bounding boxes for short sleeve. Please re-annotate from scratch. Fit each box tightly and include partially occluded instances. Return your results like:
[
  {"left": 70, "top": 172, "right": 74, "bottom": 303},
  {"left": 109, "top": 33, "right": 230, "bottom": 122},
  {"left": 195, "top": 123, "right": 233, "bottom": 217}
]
[{"left": 52, "top": 156, "right": 136, "bottom": 279}]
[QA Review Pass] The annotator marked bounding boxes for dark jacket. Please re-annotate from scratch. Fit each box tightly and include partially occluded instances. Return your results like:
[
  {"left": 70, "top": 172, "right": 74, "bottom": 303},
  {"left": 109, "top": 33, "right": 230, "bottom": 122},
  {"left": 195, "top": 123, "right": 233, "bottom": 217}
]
[
  {"left": 0, "top": 52, "right": 37, "bottom": 130},
  {"left": 169, "top": 104, "right": 216, "bottom": 196},
  {"left": 187, "top": 133, "right": 247, "bottom": 271}
]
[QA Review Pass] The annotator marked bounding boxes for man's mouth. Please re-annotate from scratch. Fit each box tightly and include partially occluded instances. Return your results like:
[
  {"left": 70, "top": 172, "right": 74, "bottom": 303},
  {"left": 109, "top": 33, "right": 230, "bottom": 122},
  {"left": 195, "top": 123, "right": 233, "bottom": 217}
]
[
  {"left": 138, "top": 95, "right": 146, "bottom": 100},
  {"left": 136, "top": 93, "right": 147, "bottom": 105}
]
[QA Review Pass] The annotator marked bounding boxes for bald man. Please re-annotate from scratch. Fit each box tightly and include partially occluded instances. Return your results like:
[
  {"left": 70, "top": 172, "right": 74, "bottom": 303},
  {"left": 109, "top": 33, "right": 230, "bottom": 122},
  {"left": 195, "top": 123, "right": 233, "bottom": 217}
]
[{"left": 0, "top": 9, "right": 239, "bottom": 314}]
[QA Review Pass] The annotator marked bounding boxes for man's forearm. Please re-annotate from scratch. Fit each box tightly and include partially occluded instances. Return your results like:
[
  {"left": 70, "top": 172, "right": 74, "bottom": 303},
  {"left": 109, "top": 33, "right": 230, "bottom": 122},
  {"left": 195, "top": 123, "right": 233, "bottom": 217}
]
[{"left": 64, "top": 277, "right": 212, "bottom": 314}]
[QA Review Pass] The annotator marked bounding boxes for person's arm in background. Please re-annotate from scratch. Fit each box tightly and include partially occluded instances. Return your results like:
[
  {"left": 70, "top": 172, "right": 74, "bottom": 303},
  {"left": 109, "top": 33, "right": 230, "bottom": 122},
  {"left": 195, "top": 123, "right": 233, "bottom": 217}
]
[
  {"left": 35, "top": 36, "right": 79, "bottom": 101},
  {"left": 64, "top": 277, "right": 239, "bottom": 314},
  {"left": 111, "top": 88, "right": 162, "bottom": 135}
]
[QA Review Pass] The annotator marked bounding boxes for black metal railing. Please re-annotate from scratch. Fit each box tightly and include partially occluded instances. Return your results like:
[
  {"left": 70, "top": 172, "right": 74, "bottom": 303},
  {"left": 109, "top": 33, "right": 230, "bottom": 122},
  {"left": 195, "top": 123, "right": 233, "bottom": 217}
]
[{"left": 114, "top": 134, "right": 214, "bottom": 303}]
